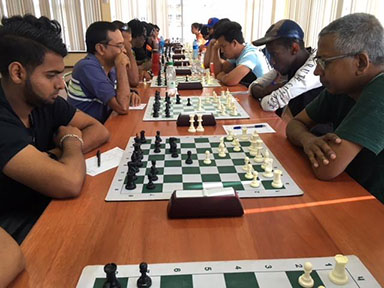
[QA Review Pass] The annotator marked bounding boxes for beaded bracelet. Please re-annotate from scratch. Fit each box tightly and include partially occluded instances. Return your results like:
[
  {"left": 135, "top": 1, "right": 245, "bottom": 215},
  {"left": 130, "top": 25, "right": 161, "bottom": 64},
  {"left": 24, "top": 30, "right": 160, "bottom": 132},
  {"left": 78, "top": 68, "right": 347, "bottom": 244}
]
[{"left": 59, "top": 134, "right": 84, "bottom": 148}]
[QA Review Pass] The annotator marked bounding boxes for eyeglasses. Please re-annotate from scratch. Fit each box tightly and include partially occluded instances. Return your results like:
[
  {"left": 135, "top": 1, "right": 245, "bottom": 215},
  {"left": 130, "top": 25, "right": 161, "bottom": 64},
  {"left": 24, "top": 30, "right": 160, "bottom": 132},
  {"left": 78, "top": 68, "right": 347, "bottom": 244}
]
[
  {"left": 314, "top": 53, "right": 357, "bottom": 70},
  {"left": 99, "top": 41, "right": 125, "bottom": 50}
]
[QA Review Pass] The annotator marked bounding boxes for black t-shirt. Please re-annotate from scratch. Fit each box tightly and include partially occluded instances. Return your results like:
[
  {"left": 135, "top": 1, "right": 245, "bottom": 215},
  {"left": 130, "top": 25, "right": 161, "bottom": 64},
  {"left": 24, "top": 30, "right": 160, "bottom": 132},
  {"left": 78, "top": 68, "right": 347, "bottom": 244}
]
[{"left": 0, "top": 84, "right": 76, "bottom": 243}]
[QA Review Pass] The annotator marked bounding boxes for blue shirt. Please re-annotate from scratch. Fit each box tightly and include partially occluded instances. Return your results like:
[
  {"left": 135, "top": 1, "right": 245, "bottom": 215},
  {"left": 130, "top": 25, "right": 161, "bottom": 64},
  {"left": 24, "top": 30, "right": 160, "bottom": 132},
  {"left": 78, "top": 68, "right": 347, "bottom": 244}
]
[
  {"left": 228, "top": 43, "right": 270, "bottom": 78},
  {"left": 67, "top": 54, "right": 116, "bottom": 123}
]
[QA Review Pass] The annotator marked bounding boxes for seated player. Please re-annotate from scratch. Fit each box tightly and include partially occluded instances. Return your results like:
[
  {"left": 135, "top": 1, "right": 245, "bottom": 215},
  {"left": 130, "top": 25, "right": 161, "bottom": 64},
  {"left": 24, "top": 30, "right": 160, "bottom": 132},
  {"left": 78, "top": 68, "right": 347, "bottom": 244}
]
[
  {"left": 191, "top": 22, "right": 206, "bottom": 47},
  {"left": 128, "top": 19, "right": 152, "bottom": 81},
  {"left": 286, "top": 13, "right": 384, "bottom": 203},
  {"left": 203, "top": 17, "right": 220, "bottom": 68},
  {"left": 212, "top": 21, "right": 270, "bottom": 86},
  {"left": 113, "top": 20, "right": 140, "bottom": 87},
  {"left": 0, "top": 15, "right": 110, "bottom": 243},
  {"left": 68, "top": 21, "right": 141, "bottom": 123},
  {"left": 200, "top": 25, "right": 210, "bottom": 52},
  {"left": 0, "top": 228, "right": 25, "bottom": 287},
  {"left": 250, "top": 20, "right": 323, "bottom": 120}
]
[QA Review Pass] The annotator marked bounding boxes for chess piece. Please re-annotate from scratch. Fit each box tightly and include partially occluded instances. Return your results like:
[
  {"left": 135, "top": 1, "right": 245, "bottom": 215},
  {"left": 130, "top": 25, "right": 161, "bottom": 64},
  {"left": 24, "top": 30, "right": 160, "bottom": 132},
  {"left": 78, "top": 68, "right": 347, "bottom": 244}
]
[
  {"left": 203, "top": 150, "right": 212, "bottom": 165},
  {"left": 149, "top": 166, "right": 158, "bottom": 181},
  {"left": 242, "top": 157, "right": 250, "bottom": 171},
  {"left": 218, "top": 142, "right": 226, "bottom": 157},
  {"left": 245, "top": 163, "right": 254, "bottom": 179},
  {"left": 298, "top": 262, "right": 314, "bottom": 288},
  {"left": 263, "top": 158, "right": 274, "bottom": 178},
  {"left": 188, "top": 114, "right": 196, "bottom": 133},
  {"left": 250, "top": 171, "right": 260, "bottom": 188},
  {"left": 254, "top": 147, "right": 263, "bottom": 163},
  {"left": 103, "top": 263, "right": 121, "bottom": 288},
  {"left": 176, "top": 94, "right": 181, "bottom": 104},
  {"left": 156, "top": 131, "right": 162, "bottom": 143},
  {"left": 196, "top": 114, "right": 204, "bottom": 132},
  {"left": 233, "top": 138, "right": 241, "bottom": 152},
  {"left": 187, "top": 98, "right": 192, "bottom": 106},
  {"left": 197, "top": 97, "right": 203, "bottom": 111},
  {"left": 146, "top": 175, "right": 155, "bottom": 190},
  {"left": 154, "top": 140, "right": 161, "bottom": 153},
  {"left": 271, "top": 169, "right": 283, "bottom": 188},
  {"left": 240, "top": 127, "right": 248, "bottom": 140},
  {"left": 329, "top": 254, "right": 349, "bottom": 285},
  {"left": 137, "top": 262, "right": 152, "bottom": 288},
  {"left": 140, "top": 130, "right": 147, "bottom": 143},
  {"left": 230, "top": 105, "right": 238, "bottom": 116},
  {"left": 226, "top": 129, "right": 234, "bottom": 141},
  {"left": 185, "top": 151, "right": 193, "bottom": 164}
]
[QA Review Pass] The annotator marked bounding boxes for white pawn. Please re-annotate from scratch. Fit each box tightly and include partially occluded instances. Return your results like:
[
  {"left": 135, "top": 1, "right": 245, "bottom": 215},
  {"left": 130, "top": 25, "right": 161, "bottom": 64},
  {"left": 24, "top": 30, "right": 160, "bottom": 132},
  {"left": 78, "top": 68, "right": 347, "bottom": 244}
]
[
  {"left": 298, "top": 262, "right": 314, "bottom": 288},
  {"left": 271, "top": 169, "right": 283, "bottom": 188},
  {"left": 188, "top": 114, "right": 196, "bottom": 133},
  {"left": 252, "top": 130, "right": 260, "bottom": 140},
  {"left": 250, "top": 171, "right": 260, "bottom": 188},
  {"left": 254, "top": 147, "right": 263, "bottom": 163},
  {"left": 218, "top": 142, "right": 227, "bottom": 157},
  {"left": 240, "top": 127, "right": 248, "bottom": 140},
  {"left": 203, "top": 150, "right": 212, "bottom": 165},
  {"left": 242, "top": 156, "right": 250, "bottom": 171},
  {"left": 233, "top": 138, "right": 241, "bottom": 152},
  {"left": 245, "top": 163, "right": 254, "bottom": 179},
  {"left": 263, "top": 158, "right": 274, "bottom": 177},
  {"left": 230, "top": 105, "right": 238, "bottom": 116},
  {"left": 196, "top": 114, "right": 204, "bottom": 132},
  {"left": 221, "top": 90, "right": 225, "bottom": 97},
  {"left": 226, "top": 129, "right": 234, "bottom": 141},
  {"left": 261, "top": 150, "right": 270, "bottom": 170},
  {"left": 197, "top": 97, "right": 203, "bottom": 111},
  {"left": 329, "top": 254, "right": 349, "bottom": 285},
  {"left": 220, "top": 105, "right": 226, "bottom": 116}
]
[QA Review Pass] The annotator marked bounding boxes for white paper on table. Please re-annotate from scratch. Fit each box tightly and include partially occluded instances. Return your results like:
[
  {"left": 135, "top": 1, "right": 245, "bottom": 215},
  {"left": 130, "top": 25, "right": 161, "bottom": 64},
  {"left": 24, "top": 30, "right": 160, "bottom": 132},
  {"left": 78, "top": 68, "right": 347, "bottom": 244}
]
[
  {"left": 223, "top": 122, "right": 276, "bottom": 134},
  {"left": 230, "top": 90, "right": 249, "bottom": 96},
  {"left": 129, "top": 103, "right": 146, "bottom": 110},
  {"left": 86, "top": 147, "right": 124, "bottom": 176}
]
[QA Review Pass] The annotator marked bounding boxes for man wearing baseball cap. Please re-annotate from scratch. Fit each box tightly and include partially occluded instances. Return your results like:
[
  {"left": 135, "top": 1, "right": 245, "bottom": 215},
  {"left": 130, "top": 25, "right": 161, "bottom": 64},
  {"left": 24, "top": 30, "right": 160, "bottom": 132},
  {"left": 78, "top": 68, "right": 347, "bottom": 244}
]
[{"left": 249, "top": 19, "right": 323, "bottom": 120}]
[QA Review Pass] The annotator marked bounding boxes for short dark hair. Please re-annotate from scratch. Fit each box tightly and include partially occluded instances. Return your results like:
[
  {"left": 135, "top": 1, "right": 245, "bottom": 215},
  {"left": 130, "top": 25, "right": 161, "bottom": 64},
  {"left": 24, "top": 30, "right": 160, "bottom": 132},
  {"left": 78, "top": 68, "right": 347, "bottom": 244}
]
[
  {"left": 191, "top": 23, "right": 203, "bottom": 31},
  {"left": 112, "top": 20, "right": 131, "bottom": 33},
  {"left": 212, "top": 18, "right": 231, "bottom": 39},
  {"left": 271, "top": 37, "right": 305, "bottom": 50},
  {"left": 86, "top": 21, "right": 118, "bottom": 54},
  {"left": 214, "top": 21, "right": 244, "bottom": 44},
  {"left": 0, "top": 14, "right": 67, "bottom": 77},
  {"left": 128, "top": 19, "right": 145, "bottom": 38},
  {"left": 201, "top": 25, "right": 209, "bottom": 37}
]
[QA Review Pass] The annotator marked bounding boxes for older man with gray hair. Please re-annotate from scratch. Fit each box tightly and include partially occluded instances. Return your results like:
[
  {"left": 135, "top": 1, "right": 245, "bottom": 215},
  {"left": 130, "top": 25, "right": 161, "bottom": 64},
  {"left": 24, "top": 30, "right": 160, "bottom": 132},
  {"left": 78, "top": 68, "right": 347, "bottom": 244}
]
[{"left": 286, "top": 13, "right": 384, "bottom": 203}]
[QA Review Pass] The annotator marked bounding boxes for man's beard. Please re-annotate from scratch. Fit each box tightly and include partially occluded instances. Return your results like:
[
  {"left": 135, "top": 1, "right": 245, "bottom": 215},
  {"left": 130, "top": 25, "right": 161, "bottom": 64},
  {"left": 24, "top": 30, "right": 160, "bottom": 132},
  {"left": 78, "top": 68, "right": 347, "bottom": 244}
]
[{"left": 24, "top": 78, "right": 53, "bottom": 107}]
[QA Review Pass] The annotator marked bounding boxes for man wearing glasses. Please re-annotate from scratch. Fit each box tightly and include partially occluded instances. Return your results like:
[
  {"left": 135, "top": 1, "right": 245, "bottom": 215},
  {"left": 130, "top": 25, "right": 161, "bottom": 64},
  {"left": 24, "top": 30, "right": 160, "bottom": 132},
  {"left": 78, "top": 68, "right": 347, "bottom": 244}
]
[
  {"left": 68, "top": 21, "right": 140, "bottom": 123},
  {"left": 286, "top": 13, "right": 384, "bottom": 204}
]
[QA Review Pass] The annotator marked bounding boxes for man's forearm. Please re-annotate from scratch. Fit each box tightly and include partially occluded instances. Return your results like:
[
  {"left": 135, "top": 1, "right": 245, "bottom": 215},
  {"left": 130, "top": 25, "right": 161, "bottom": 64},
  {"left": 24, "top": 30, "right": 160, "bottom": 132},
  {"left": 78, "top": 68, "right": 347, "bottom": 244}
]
[
  {"left": 115, "top": 63, "right": 130, "bottom": 111},
  {"left": 79, "top": 123, "right": 109, "bottom": 154},
  {"left": 212, "top": 48, "right": 223, "bottom": 75},
  {"left": 286, "top": 119, "right": 316, "bottom": 147}
]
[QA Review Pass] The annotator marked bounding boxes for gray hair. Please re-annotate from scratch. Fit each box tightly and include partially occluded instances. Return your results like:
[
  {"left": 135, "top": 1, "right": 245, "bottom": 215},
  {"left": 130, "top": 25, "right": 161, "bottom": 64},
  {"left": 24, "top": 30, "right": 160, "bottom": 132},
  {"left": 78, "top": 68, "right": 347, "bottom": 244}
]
[{"left": 319, "top": 13, "right": 384, "bottom": 65}]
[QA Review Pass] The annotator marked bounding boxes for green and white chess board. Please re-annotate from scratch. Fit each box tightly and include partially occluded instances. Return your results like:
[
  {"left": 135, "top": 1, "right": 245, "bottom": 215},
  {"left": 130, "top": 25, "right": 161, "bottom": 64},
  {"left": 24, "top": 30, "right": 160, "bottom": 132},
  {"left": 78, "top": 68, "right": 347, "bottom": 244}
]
[
  {"left": 150, "top": 75, "right": 221, "bottom": 88},
  {"left": 105, "top": 135, "right": 303, "bottom": 201},
  {"left": 76, "top": 255, "right": 380, "bottom": 288},
  {"left": 143, "top": 95, "right": 250, "bottom": 121}
]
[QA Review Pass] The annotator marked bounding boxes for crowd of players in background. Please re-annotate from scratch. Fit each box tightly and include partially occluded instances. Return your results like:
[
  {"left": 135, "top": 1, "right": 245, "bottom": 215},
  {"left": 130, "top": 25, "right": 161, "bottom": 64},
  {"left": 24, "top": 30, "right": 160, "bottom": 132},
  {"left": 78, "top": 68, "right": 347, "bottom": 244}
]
[{"left": 0, "top": 11, "right": 384, "bottom": 287}]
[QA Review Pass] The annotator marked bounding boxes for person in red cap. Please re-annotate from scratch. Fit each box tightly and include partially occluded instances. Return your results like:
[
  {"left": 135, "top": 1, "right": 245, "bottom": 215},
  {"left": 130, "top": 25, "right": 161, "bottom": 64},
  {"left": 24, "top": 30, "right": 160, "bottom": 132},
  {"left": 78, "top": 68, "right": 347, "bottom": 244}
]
[{"left": 250, "top": 19, "right": 323, "bottom": 120}]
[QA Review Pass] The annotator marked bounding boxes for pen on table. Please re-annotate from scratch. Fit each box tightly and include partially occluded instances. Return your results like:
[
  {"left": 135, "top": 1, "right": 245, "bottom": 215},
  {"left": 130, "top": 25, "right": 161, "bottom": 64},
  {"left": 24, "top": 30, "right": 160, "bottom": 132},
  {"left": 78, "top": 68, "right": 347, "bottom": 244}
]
[
  {"left": 96, "top": 150, "right": 101, "bottom": 167},
  {"left": 233, "top": 124, "right": 265, "bottom": 129}
]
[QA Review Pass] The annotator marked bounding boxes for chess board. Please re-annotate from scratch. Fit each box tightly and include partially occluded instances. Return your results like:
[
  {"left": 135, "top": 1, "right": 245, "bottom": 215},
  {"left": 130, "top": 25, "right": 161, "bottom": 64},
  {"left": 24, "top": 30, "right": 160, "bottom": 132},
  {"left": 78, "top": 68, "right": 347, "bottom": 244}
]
[
  {"left": 143, "top": 95, "right": 250, "bottom": 121},
  {"left": 150, "top": 75, "right": 221, "bottom": 88},
  {"left": 76, "top": 255, "right": 380, "bottom": 288},
  {"left": 105, "top": 135, "right": 303, "bottom": 201}
]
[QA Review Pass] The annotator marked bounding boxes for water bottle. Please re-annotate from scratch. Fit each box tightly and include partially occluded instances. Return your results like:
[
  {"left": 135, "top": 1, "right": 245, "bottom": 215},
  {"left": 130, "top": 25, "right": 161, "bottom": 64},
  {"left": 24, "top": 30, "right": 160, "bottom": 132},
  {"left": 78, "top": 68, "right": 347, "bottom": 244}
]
[
  {"left": 159, "top": 36, "right": 165, "bottom": 54},
  {"left": 192, "top": 39, "right": 199, "bottom": 59},
  {"left": 166, "top": 61, "right": 177, "bottom": 95}
]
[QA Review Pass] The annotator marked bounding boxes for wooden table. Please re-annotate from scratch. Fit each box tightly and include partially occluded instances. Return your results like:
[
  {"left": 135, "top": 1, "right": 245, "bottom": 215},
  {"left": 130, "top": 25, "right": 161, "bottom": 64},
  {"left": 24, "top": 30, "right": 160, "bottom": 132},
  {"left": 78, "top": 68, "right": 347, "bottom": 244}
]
[{"left": 10, "top": 85, "right": 384, "bottom": 287}]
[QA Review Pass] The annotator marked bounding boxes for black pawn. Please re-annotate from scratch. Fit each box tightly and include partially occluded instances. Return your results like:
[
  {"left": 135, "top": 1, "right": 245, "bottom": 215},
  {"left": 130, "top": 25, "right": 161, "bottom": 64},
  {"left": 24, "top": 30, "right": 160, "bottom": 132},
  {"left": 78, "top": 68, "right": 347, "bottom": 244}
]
[
  {"left": 154, "top": 141, "right": 161, "bottom": 153},
  {"left": 151, "top": 160, "right": 159, "bottom": 174},
  {"left": 185, "top": 151, "right": 193, "bottom": 164},
  {"left": 187, "top": 98, "right": 191, "bottom": 106},
  {"left": 125, "top": 172, "right": 136, "bottom": 190},
  {"left": 137, "top": 262, "right": 152, "bottom": 288},
  {"left": 146, "top": 174, "right": 155, "bottom": 190},
  {"left": 176, "top": 94, "right": 181, "bottom": 104},
  {"left": 149, "top": 166, "right": 158, "bottom": 181},
  {"left": 140, "top": 130, "right": 147, "bottom": 143},
  {"left": 103, "top": 263, "right": 121, "bottom": 288},
  {"left": 185, "top": 75, "right": 188, "bottom": 82}
]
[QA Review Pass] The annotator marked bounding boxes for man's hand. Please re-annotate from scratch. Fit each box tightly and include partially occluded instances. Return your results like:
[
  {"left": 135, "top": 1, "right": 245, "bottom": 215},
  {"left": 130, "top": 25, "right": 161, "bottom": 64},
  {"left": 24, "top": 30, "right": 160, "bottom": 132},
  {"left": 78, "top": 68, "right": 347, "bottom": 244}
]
[
  {"left": 54, "top": 126, "right": 83, "bottom": 148},
  {"left": 115, "top": 52, "right": 130, "bottom": 68},
  {"left": 302, "top": 133, "right": 342, "bottom": 168},
  {"left": 130, "top": 92, "right": 141, "bottom": 106}
]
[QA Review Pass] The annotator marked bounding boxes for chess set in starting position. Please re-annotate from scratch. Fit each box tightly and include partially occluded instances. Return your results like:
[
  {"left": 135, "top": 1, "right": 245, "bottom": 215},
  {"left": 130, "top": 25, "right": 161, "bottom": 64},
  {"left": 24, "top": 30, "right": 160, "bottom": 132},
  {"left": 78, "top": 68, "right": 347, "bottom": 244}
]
[
  {"left": 150, "top": 74, "right": 221, "bottom": 88},
  {"left": 76, "top": 255, "right": 380, "bottom": 288},
  {"left": 143, "top": 90, "right": 250, "bottom": 121},
  {"left": 105, "top": 129, "right": 303, "bottom": 201}
]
